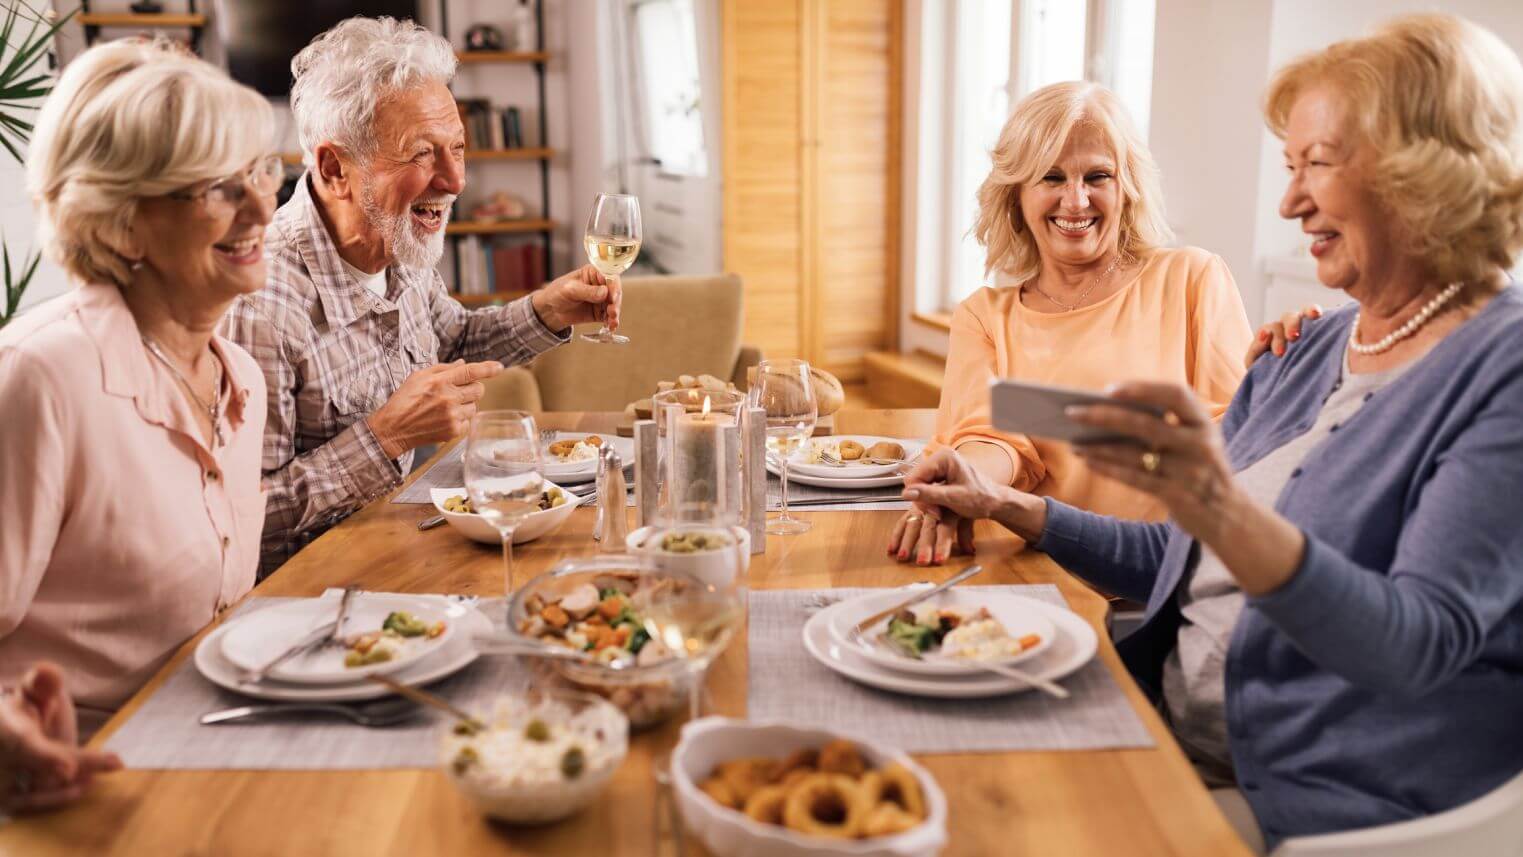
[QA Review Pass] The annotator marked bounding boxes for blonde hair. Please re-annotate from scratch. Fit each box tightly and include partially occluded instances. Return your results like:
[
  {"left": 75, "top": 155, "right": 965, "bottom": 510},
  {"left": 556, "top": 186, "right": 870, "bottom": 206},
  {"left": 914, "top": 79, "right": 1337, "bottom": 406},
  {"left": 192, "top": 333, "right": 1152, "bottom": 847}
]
[
  {"left": 1265, "top": 14, "right": 1523, "bottom": 285},
  {"left": 974, "top": 81, "right": 1172, "bottom": 283},
  {"left": 26, "top": 40, "right": 275, "bottom": 287}
]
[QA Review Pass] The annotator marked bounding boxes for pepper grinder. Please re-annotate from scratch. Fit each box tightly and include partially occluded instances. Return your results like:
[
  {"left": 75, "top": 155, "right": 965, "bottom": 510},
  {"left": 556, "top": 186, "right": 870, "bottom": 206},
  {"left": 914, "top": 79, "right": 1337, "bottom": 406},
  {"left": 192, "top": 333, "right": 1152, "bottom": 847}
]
[{"left": 593, "top": 444, "right": 628, "bottom": 550}]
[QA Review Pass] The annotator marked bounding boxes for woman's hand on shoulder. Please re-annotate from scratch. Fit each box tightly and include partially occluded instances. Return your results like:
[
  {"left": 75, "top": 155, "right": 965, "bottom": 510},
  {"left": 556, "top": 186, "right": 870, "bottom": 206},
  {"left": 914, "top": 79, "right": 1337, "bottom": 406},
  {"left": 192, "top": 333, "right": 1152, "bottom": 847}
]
[
  {"left": 1244, "top": 304, "right": 1323, "bottom": 367},
  {"left": 0, "top": 662, "right": 123, "bottom": 813}
]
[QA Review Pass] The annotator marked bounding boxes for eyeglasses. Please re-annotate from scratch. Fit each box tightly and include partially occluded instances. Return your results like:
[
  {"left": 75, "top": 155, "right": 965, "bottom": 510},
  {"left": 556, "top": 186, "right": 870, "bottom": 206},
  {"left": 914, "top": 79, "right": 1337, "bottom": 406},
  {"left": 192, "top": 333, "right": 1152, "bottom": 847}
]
[{"left": 167, "top": 155, "right": 285, "bottom": 213}]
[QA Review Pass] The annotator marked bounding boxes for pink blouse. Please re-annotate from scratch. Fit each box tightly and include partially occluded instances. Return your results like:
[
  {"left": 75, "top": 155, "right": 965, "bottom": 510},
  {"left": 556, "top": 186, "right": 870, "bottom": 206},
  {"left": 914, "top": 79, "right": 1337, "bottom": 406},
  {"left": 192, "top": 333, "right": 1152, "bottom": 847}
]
[{"left": 0, "top": 283, "right": 265, "bottom": 735}]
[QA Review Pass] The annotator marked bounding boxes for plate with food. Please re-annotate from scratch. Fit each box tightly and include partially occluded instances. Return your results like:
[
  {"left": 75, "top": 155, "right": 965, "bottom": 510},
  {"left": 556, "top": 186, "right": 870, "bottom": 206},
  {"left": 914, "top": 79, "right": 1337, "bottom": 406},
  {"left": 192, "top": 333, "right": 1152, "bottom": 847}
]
[
  {"left": 671, "top": 717, "right": 948, "bottom": 857},
  {"left": 825, "top": 588, "right": 1056, "bottom": 676},
  {"left": 430, "top": 484, "right": 585, "bottom": 545},
  {"left": 541, "top": 432, "right": 635, "bottom": 483},
  {"left": 218, "top": 596, "right": 457, "bottom": 685},
  {"left": 786, "top": 436, "right": 925, "bottom": 480},
  {"left": 196, "top": 595, "right": 490, "bottom": 701},
  {"left": 801, "top": 594, "right": 1096, "bottom": 698}
]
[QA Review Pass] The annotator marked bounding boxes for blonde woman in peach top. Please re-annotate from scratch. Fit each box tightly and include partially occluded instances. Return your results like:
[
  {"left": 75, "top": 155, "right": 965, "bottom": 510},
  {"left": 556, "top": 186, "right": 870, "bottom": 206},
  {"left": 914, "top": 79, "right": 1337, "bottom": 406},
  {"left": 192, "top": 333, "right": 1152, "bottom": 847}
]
[
  {"left": 0, "top": 41, "right": 278, "bottom": 753},
  {"left": 890, "top": 82, "right": 1253, "bottom": 565}
]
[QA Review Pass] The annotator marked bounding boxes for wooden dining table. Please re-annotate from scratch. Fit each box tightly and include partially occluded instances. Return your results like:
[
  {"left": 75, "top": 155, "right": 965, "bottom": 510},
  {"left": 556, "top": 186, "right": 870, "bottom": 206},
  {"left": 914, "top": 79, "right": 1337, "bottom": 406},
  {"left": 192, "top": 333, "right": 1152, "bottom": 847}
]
[{"left": 1, "top": 409, "right": 1251, "bottom": 857}]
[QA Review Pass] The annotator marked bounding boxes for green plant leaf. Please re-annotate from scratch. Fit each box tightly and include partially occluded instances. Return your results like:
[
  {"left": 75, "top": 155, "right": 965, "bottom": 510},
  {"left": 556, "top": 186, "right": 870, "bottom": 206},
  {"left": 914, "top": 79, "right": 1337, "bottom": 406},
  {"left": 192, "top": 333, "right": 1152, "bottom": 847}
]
[{"left": 0, "top": 8, "right": 75, "bottom": 99}]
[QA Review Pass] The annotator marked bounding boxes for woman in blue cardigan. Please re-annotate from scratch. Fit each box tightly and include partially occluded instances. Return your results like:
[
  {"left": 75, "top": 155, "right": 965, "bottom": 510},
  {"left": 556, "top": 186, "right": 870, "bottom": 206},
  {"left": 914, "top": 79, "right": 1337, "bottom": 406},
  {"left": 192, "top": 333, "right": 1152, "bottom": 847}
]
[{"left": 897, "top": 14, "right": 1523, "bottom": 852}]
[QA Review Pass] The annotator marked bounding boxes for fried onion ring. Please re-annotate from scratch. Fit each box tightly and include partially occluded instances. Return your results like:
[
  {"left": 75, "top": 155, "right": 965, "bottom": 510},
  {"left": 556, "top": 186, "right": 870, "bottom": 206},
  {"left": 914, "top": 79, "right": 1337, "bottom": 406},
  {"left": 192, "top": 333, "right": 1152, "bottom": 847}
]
[
  {"left": 717, "top": 758, "right": 774, "bottom": 804},
  {"left": 782, "top": 773, "right": 869, "bottom": 839},
  {"left": 743, "top": 784, "right": 790, "bottom": 825},
  {"left": 871, "top": 764, "right": 926, "bottom": 819},
  {"left": 861, "top": 802, "right": 922, "bottom": 837},
  {"left": 699, "top": 776, "right": 740, "bottom": 809},
  {"left": 817, "top": 739, "right": 867, "bottom": 777}
]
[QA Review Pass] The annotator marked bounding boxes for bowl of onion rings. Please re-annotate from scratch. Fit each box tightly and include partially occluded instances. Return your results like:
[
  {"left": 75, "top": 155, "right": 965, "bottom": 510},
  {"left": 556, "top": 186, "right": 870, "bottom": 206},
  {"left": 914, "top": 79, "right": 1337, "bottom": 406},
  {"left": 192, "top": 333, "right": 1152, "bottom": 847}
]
[{"left": 670, "top": 718, "right": 948, "bottom": 857}]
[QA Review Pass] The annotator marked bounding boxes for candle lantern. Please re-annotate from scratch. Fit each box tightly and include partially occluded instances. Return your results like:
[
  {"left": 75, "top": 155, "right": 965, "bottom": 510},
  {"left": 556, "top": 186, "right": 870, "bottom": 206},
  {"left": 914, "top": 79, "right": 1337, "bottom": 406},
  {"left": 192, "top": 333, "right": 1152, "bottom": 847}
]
[{"left": 653, "top": 388, "right": 746, "bottom": 526}]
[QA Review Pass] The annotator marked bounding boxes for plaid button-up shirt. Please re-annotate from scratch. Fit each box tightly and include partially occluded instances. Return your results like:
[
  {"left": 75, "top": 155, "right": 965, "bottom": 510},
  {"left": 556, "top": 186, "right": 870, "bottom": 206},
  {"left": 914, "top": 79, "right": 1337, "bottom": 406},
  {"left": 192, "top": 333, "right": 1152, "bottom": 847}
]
[{"left": 221, "top": 175, "right": 566, "bottom": 576}]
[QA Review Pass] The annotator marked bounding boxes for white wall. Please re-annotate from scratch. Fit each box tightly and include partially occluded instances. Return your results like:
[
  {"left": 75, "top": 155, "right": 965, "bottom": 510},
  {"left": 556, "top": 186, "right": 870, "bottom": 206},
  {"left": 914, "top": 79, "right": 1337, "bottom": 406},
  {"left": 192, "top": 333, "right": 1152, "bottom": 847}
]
[
  {"left": 1147, "top": 0, "right": 1275, "bottom": 321},
  {"left": 1153, "top": 0, "right": 1523, "bottom": 324}
]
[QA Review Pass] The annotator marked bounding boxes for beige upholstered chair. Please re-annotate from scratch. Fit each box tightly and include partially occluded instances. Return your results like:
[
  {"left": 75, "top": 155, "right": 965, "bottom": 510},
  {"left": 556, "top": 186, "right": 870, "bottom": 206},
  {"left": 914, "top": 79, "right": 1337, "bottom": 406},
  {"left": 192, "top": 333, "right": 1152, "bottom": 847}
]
[{"left": 481, "top": 273, "right": 761, "bottom": 412}]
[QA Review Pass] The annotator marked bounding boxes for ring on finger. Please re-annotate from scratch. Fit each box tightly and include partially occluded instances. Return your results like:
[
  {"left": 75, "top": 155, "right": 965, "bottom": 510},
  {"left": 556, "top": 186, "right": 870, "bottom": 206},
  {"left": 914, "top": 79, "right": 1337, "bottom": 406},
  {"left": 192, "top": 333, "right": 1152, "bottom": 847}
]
[
  {"left": 904, "top": 514, "right": 922, "bottom": 524},
  {"left": 1140, "top": 450, "right": 1163, "bottom": 474}
]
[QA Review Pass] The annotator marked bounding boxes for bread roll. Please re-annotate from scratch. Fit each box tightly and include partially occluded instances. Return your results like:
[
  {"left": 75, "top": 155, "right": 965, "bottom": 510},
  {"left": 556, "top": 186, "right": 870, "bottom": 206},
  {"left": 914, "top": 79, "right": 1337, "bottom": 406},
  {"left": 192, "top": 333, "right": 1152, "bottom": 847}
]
[
  {"left": 866, "top": 441, "right": 904, "bottom": 461},
  {"left": 744, "top": 365, "right": 846, "bottom": 417}
]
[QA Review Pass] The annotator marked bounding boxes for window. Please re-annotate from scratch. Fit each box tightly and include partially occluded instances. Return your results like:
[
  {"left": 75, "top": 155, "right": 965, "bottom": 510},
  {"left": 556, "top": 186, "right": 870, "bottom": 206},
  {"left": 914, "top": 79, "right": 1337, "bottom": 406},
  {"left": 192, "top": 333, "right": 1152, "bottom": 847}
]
[
  {"left": 917, "top": 0, "right": 1158, "bottom": 314},
  {"left": 628, "top": 0, "right": 707, "bottom": 177}
]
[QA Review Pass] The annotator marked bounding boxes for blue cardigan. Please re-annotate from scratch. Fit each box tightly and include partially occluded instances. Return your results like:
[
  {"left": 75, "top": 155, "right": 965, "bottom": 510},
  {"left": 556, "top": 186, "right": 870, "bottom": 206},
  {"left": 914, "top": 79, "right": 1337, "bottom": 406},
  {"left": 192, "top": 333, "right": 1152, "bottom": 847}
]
[{"left": 1036, "top": 287, "right": 1523, "bottom": 848}]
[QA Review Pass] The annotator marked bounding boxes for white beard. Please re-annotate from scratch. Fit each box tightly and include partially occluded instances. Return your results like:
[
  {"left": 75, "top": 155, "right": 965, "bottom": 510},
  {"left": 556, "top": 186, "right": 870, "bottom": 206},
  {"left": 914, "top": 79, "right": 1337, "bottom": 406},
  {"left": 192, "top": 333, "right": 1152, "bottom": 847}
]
[{"left": 358, "top": 184, "right": 454, "bottom": 270}]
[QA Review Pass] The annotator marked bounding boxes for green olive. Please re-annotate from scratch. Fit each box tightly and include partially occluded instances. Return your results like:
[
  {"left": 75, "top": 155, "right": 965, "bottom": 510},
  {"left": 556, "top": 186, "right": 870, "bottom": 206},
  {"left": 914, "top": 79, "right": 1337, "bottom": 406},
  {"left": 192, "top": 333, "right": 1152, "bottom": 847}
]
[
  {"left": 524, "top": 719, "right": 551, "bottom": 742},
  {"left": 560, "top": 746, "right": 586, "bottom": 779}
]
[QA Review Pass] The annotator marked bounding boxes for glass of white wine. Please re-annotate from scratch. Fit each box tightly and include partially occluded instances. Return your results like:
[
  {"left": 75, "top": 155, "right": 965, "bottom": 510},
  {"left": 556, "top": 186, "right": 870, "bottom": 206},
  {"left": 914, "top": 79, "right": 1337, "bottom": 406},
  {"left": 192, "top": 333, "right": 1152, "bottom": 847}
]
[
  {"left": 582, "top": 192, "right": 641, "bottom": 345},
  {"left": 748, "top": 358, "right": 818, "bottom": 535},
  {"left": 635, "top": 542, "right": 744, "bottom": 720},
  {"left": 464, "top": 411, "right": 546, "bottom": 596}
]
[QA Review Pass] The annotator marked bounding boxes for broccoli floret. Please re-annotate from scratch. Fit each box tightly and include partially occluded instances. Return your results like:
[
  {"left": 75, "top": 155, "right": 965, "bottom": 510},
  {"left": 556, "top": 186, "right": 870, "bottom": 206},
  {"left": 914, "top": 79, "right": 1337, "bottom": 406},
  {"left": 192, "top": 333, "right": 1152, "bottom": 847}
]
[
  {"left": 886, "top": 616, "right": 937, "bottom": 653},
  {"left": 382, "top": 611, "right": 429, "bottom": 637},
  {"left": 627, "top": 627, "right": 651, "bottom": 654}
]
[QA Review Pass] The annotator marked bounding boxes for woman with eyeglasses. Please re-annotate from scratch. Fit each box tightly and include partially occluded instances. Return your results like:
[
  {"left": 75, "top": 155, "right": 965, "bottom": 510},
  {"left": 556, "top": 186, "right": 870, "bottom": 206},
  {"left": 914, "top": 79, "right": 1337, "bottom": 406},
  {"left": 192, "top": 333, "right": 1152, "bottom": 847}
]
[{"left": 0, "top": 39, "right": 279, "bottom": 800}]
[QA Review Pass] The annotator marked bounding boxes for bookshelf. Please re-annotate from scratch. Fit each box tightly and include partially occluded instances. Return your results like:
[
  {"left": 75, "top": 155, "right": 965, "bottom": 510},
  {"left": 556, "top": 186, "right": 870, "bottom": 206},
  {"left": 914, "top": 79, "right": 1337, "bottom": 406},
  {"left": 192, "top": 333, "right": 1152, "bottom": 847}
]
[
  {"left": 77, "top": 3, "right": 205, "bottom": 53},
  {"left": 440, "top": 0, "right": 553, "bottom": 304}
]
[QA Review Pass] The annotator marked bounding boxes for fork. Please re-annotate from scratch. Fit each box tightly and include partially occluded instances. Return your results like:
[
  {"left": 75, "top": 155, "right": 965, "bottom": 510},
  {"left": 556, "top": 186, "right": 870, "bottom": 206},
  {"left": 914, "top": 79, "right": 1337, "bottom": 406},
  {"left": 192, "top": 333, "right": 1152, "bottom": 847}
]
[
  {"left": 319, "top": 586, "right": 359, "bottom": 651},
  {"left": 200, "top": 698, "right": 421, "bottom": 727},
  {"left": 539, "top": 428, "right": 557, "bottom": 447}
]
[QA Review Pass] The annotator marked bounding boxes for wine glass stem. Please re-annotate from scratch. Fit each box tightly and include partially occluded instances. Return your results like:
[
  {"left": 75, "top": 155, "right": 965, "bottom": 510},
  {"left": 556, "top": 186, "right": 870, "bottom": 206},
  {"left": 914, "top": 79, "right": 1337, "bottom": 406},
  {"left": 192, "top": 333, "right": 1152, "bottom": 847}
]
[
  {"left": 500, "top": 529, "right": 517, "bottom": 595},
  {"left": 688, "top": 668, "right": 704, "bottom": 721},
  {"left": 779, "top": 458, "right": 792, "bottom": 520}
]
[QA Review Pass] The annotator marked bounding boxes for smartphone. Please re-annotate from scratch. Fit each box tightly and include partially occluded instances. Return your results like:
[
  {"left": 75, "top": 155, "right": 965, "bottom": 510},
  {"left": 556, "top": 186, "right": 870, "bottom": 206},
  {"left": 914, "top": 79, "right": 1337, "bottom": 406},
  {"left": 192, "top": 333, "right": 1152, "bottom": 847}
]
[{"left": 989, "top": 379, "right": 1164, "bottom": 445}]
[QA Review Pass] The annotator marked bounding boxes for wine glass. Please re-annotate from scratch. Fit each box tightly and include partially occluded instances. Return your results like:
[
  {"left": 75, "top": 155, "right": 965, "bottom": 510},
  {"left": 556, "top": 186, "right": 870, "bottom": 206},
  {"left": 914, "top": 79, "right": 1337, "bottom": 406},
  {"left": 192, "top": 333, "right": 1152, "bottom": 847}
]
[
  {"left": 464, "top": 411, "right": 546, "bottom": 596},
  {"left": 748, "top": 359, "right": 818, "bottom": 535},
  {"left": 635, "top": 535, "right": 745, "bottom": 721},
  {"left": 582, "top": 193, "right": 641, "bottom": 344}
]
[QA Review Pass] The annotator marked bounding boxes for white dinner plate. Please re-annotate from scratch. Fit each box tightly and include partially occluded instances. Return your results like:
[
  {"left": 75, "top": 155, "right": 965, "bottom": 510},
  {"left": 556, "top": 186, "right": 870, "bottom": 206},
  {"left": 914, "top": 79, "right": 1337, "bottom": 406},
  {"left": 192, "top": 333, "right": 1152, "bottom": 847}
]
[
  {"left": 765, "top": 461, "right": 908, "bottom": 490},
  {"left": 542, "top": 432, "right": 635, "bottom": 484},
  {"left": 801, "top": 596, "right": 1097, "bottom": 698},
  {"left": 824, "top": 586, "right": 1057, "bottom": 676},
  {"left": 218, "top": 595, "right": 457, "bottom": 684},
  {"left": 196, "top": 596, "right": 490, "bottom": 702},
  {"left": 787, "top": 435, "right": 926, "bottom": 479}
]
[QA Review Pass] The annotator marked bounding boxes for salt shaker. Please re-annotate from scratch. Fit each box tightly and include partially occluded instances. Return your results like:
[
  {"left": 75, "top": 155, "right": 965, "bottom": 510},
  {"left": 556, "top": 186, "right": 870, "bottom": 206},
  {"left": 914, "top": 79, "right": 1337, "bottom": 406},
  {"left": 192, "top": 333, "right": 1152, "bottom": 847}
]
[{"left": 593, "top": 444, "right": 628, "bottom": 550}]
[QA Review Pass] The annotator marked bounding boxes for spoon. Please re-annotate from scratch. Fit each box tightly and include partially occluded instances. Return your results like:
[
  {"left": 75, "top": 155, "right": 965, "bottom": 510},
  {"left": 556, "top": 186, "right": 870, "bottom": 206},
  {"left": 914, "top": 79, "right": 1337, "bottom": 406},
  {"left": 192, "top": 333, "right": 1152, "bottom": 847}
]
[{"left": 366, "top": 674, "right": 485, "bottom": 733}]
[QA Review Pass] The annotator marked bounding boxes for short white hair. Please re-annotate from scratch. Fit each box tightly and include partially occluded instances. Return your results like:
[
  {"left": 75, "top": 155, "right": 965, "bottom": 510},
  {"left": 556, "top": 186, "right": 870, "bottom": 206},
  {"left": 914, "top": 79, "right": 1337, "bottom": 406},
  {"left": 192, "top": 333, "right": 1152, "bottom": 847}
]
[
  {"left": 289, "top": 16, "right": 458, "bottom": 167},
  {"left": 26, "top": 39, "right": 274, "bottom": 287}
]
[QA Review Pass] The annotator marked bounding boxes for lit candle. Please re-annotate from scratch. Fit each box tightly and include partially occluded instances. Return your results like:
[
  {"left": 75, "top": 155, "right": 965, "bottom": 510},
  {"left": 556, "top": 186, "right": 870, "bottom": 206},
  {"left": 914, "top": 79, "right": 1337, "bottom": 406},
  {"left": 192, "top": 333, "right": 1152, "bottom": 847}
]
[{"left": 671, "top": 395, "right": 736, "bottom": 522}]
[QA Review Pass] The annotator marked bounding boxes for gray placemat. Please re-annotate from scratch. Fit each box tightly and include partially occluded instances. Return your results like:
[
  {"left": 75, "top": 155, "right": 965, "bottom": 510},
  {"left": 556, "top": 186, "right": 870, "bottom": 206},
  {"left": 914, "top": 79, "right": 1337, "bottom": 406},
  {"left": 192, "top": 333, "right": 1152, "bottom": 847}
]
[
  {"left": 102, "top": 596, "right": 526, "bottom": 770},
  {"left": 393, "top": 444, "right": 908, "bottom": 511},
  {"left": 747, "top": 585, "right": 1155, "bottom": 753}
]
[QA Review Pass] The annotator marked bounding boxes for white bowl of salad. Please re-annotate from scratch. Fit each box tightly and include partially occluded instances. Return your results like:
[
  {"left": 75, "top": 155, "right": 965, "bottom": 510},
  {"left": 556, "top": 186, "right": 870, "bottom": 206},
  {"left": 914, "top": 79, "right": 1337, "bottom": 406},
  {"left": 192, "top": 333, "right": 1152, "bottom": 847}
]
[
  {"left": 430, "top": 484, "right": 584, "bottom": 545},
  {"left": 440, "top": 689, "right": 628, "bottom": 824}
]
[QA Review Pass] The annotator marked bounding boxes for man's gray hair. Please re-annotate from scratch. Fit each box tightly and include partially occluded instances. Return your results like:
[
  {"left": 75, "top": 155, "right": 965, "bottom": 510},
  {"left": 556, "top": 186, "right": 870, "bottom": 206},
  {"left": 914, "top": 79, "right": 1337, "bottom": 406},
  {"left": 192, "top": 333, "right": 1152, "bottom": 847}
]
[{"left": 289, "top": 16, "right": 457, "bottom": 167}]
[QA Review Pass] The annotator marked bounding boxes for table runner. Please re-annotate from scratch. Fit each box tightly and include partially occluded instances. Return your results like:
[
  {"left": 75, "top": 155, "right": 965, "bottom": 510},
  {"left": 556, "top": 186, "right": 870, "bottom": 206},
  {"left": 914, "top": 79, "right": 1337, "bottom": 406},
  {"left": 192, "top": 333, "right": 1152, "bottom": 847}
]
[
  {"left": 102, "top": 596, "right": 527, "bottom": 770},
  {"left": 747, "top": 585, "right": 1155, "bottom": 753},
  {"left": 394, "top": 442, "right": 909, "bottom": 511}
]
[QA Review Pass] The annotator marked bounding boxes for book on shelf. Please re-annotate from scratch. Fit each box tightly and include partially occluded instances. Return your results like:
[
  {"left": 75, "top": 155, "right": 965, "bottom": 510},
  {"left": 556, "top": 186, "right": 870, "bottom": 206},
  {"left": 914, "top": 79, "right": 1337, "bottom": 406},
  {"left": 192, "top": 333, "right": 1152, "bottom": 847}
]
[
  {"left": 452, "top": 237, "right": 546, "bottom": 298},
  {"left": 502, "top": 107, "right": 524, "bottom": 149},
  {"left": 457, "top": 98, "right": 493, "bottom": 151}
]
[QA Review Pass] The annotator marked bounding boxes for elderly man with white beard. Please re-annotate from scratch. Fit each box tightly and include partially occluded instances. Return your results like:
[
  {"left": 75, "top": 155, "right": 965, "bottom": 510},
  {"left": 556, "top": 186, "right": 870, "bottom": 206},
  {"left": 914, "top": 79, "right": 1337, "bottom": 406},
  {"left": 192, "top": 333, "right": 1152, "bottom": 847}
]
[{"left": 222, "top": 17, "right": 619, "bottom": 575}]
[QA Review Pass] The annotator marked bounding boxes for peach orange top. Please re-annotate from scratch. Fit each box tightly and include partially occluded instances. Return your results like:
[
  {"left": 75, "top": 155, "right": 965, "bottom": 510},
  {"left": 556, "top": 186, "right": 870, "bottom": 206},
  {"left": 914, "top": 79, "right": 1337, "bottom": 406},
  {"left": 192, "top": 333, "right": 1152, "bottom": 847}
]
[
  {"left": 934, "top": 246, "right": 1253, "bottom": 523},
  {"left": 0, "top": 283, "right": 265, "bottom": 736}
]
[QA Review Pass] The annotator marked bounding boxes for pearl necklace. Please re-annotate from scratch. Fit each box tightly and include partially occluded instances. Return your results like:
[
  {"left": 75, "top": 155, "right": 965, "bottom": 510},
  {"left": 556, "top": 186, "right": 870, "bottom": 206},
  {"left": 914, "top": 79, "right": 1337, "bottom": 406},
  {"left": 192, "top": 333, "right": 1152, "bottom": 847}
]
[
  {"left": 1028, "top": 255, "right": 1123, "bottom": 312},
  {"left": 1348, "top": 282, "right": 1465, "bottom": 356}
]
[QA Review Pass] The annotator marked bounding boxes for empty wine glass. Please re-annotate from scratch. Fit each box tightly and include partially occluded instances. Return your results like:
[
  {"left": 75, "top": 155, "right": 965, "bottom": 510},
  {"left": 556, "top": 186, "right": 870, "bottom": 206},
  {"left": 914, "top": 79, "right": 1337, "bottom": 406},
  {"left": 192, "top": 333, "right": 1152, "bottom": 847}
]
[
  {"left": 582, "top": 193, "right": 641, "bottom": 344},
  {"left": 464, "top": 411, "right": 546, "bottom": 596},
  {"left": 635, "top": 533, "right": 745, "bottom": 720},
  {"left": 748, "top": 359, "right": 818, "bottom": 535}
]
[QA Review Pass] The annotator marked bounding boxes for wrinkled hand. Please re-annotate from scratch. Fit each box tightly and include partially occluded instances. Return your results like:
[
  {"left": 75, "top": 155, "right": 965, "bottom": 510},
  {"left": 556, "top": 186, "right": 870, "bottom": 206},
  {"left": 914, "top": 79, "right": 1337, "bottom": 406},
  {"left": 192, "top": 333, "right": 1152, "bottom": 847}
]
[
  {"left": 368, "top": 360, "right": 504, "bottom": 458},
  {"left": 1244, "top": 304, "right": 1323, "bottom": 367},
  {"left": 529, "top": 264, "right": 621, "bottom": 332},
  {"left": 1067, "top": 381, "right": 1237, "bottom": 541},
  {"left": 885, "top": 449, "right": 1005, "bottom": 565},
  {"left": 0, "top": 663, "right": 123, "bottom": 813}
]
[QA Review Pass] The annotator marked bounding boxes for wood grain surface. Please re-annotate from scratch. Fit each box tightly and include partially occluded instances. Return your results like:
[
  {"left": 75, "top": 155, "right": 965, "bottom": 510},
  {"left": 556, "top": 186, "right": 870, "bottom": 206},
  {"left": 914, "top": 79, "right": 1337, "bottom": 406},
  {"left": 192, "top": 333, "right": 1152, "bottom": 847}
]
[{"left": 0, "top": 411, "right": 1249, "bottom": 857}]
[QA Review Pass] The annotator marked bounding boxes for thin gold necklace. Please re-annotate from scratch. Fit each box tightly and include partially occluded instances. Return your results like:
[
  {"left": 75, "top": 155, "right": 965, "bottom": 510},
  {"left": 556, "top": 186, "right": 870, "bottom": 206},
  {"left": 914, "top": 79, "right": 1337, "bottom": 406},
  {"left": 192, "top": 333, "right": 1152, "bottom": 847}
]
[
  {"left": 142, "top": 336, "right": 225, "bottom": 448},
  {"left": 1028, "top": 255, "right": 1124, "bottom": 312}
]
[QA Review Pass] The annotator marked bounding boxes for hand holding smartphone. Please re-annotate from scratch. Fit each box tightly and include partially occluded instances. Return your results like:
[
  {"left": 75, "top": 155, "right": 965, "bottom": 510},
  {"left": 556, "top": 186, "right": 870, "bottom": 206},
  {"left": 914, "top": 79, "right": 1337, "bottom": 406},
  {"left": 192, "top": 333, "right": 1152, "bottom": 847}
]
[{"left": 989, "top": 379, "right": 1164, "bottom": 445}]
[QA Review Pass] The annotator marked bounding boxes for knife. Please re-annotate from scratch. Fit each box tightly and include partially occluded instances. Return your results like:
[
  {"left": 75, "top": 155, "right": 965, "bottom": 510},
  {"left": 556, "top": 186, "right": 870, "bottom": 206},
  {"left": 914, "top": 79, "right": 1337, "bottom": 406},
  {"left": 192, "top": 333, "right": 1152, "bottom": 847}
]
[
  {"left": 239, "top": 621, "right": 337, "bottom": 685},
  {"left": 773, "top": 496, "right": 906, "bottom": 508},
  {"left": 849, "top": 564, "right": 985, "bottom": 638}
]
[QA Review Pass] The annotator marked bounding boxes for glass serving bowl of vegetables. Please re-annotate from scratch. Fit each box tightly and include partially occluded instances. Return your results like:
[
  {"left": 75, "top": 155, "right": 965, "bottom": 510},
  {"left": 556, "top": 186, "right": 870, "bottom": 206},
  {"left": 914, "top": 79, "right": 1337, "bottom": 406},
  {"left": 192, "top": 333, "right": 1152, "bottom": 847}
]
[{"left": 505, "top": 555, "right": 697, "bottom": 729}]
